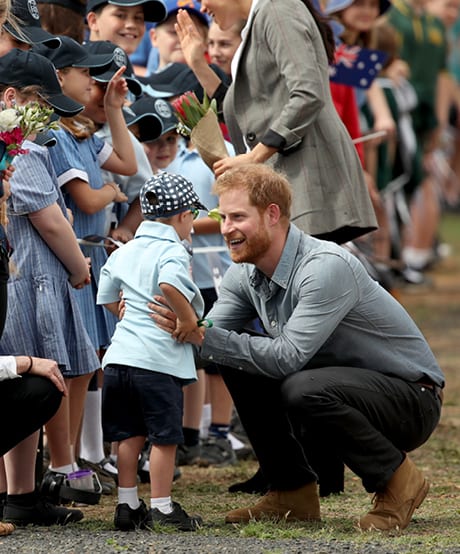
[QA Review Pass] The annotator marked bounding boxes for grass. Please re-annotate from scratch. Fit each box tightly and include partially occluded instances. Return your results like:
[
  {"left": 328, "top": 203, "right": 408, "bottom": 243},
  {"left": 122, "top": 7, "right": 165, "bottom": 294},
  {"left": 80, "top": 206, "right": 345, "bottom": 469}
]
[{"left": 80, "top": 213, "right": 460, "bottom": 552}]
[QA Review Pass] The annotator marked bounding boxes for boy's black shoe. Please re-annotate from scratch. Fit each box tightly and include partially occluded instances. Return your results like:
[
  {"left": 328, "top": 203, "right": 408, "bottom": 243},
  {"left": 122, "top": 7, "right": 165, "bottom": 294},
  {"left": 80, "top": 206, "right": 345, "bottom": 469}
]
[
  {"left": 144, "top": 502, "right": 202, "bottom": 531},
  {"left": 114, "top": 499, "right": 148, "bottom": 531},
  {"left": 4, "top": 496, "right": 83, "bottom": 526}
]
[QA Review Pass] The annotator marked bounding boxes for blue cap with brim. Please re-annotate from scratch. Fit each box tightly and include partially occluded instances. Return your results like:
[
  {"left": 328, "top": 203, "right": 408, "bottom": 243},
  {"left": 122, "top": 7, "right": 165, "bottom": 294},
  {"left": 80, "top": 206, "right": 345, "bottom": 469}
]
[
  {"left": 83, "top": 41, "right": 143, "bottom": 97},
  {"left": 4, "top": 0, "right": 61, "bottom": 47},
  {"left": 86, "top": 0, "right": 167, "bottom": 23},
  {"left": 155, "top": 0, "right": 210, "bottom": 27},
  {"left": 324, "top": 0, "right": 391, "bottom": 15},
  {"left": 123, "top": 96, "right": 178, "bottom": 142},
  {"left": 0, "top": 49, "right": 84, "bottom": 117}
]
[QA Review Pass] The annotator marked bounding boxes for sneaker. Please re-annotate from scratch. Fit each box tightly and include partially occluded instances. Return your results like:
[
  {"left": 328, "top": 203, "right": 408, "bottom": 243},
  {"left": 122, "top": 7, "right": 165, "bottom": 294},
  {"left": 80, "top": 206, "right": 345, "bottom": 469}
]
[
  {"left": 114, "top": 499, "right": 148, "bottom": 531},
  {"left": 144, "top": 502, "right": 202, "bottom": 532},
  {"left": 198, "top": 436, "right": 237, "bottom": 467},
  {"left": 176, "top": 443, "right": 201, "bottom": 466},
  {"left": 4, "top": 496, "right": 84, "bottom": 526}
]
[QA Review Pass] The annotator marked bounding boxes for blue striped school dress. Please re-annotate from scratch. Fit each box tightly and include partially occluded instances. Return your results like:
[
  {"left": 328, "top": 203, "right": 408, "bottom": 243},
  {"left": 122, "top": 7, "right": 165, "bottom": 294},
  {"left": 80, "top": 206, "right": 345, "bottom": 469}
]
[
  {"left": 0, "top": 141, "right": 100, "bottom": 377},
  {"left": 47, "top": 127, "right": 117, "bottom": 350}
]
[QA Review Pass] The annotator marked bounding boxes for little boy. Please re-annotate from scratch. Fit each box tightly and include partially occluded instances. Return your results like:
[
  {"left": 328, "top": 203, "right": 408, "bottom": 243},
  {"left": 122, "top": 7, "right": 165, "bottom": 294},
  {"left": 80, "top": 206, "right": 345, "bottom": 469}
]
[
  {"left": 97, "top": 172, "right": 206, "bottom": 532},
  {"left": 124, "top": 95, "right": 180, "bottom": 171}
]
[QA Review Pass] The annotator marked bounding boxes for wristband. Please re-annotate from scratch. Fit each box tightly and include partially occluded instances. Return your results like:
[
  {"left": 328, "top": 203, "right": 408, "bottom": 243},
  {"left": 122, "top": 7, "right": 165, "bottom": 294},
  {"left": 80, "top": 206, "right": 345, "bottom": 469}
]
[
  {"left": 197, "top": 318, "right": 213, "bottom": 328},
  {"left": 24, "top": 356, "right": 33, "bottom": 374}
]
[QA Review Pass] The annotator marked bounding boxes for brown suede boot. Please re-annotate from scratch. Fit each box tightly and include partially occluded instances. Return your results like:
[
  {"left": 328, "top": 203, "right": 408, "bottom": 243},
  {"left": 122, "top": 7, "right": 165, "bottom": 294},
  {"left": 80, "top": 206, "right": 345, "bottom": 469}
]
[
  {"left": 225, "top": 482, "right": 321, "bottom": 523},
  {"left": 0, "top": 521, "right": 15, "bottom": 536},
  {"left": 359, "top": 456, "right": 430, "bottom": 531}
]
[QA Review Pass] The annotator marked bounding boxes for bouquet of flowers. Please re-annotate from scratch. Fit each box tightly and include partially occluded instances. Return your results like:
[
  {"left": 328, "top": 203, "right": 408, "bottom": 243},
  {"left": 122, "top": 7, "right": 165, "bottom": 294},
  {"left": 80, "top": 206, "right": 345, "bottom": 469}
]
[
  {"left": 0, "top": 101, "right": 59, "bottom": 223},
  {"left": 172, "top": 91, "right": 228, "bottom": 171}
]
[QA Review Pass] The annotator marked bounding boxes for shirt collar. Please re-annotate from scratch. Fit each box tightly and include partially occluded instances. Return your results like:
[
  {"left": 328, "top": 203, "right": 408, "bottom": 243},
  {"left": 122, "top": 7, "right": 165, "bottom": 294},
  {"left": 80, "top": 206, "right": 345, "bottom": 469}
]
[{"left": 249, "top": 224, "right": 302, "bottom": 291}]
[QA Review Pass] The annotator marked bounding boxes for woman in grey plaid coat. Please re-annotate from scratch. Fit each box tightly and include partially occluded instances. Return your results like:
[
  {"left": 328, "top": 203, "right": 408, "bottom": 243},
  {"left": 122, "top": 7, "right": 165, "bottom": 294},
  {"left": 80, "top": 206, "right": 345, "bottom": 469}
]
[{"left": 176, "top": 0, "right": 377, "bottom": 244}]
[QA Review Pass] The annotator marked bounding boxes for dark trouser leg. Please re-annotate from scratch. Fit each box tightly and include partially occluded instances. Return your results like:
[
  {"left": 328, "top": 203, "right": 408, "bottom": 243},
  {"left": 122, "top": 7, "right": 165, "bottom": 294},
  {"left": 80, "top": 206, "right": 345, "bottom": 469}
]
[
  {"left": 219, "top": 365, "right": 317, "bottom": 490},
  {"left": 0, "top": 375, "right": 63, "bottom": 456},
  {"left": 0, "top": 246, "right": 9, "bottom": 340},
  {"left": 281, "top": 366, "right": 441, "bottom": 492}
]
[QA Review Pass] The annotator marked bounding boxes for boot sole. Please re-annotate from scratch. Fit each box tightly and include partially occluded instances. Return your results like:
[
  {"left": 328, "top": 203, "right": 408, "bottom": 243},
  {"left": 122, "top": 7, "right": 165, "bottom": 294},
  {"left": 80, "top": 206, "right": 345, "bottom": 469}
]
[{"left": 225, "top": 511, "right": 321, "bottom": 524}]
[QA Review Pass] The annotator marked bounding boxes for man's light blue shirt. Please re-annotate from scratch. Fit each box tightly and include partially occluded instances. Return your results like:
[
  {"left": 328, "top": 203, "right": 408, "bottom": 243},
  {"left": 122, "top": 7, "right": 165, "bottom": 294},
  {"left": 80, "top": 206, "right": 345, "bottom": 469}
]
[
  {"left": 200, "top": 224, "right": 444, "bottom": 386},
  {"left": 97, "top": 220, "right": 204, "bottom": 382}
]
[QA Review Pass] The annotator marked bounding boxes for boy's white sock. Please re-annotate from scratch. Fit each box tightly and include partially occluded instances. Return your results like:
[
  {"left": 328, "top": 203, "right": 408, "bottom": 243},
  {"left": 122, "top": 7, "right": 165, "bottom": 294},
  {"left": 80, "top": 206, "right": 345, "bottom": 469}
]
[
  {"left": 151, "top": 496, "right": 173, "bottom": 514},
  {"left": 118, "top": 486, "right": 140, "bottom": 510}
]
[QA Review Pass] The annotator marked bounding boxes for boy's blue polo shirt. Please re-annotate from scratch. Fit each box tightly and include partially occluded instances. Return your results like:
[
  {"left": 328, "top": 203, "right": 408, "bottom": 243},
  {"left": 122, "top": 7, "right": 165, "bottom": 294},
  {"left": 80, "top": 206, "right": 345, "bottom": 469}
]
[{"left": 97, "top": 220, "right": 204, "bottom": 382}]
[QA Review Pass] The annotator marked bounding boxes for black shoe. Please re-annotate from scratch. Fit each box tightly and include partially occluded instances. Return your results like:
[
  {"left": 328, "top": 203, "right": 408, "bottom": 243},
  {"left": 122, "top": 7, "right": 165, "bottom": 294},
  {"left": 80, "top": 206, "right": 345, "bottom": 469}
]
[
  {"left": 228, "top": 467, "right": 269, "bottom": 494},
  {"left": 198, "top": 436, "right": 236, "bottom": 467},
  {"left": 4, "top": 496, "right": 83, "bottom": 526},
  {"left": 144, "top": 502, "right": 202, "bottom": 532},
  {"left": 114, "top": 499, "right": 148, "bottom": 531},
  {"left": 176, "top": 443, "right": 201, "bottom": 466}
]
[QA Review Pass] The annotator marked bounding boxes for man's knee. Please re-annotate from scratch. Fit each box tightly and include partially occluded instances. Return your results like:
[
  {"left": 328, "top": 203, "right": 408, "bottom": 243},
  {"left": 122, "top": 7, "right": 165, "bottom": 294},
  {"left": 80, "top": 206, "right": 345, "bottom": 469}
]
[{"left": 281, "top": 372, "right": 323, "bottom": 413}]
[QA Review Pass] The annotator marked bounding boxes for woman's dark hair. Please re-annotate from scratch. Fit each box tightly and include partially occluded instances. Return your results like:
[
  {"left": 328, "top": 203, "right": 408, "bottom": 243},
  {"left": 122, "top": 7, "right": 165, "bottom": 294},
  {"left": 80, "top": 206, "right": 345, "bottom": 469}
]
[{"left": 299, "top": 0, "right": 336, "bottom": 64}]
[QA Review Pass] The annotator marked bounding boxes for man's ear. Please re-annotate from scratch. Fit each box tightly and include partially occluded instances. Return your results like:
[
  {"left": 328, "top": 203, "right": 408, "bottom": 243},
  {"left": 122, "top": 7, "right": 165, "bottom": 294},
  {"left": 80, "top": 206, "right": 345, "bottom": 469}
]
[{"left": 266, "top": 203, "right": 281, "bottom": 226}]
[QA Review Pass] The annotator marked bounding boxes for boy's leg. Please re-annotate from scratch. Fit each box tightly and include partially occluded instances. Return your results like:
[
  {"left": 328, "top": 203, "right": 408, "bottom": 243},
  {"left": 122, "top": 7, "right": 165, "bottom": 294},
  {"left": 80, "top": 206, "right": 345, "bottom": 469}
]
[
  {"left": 149, "top": 444, "right": 176, "bottom": 500},
  {"left": 114, "top": 435, "right": 148, "bottom": 531},
  {"left": 117, "top": 436, "right": 145, "bottom": 488}
]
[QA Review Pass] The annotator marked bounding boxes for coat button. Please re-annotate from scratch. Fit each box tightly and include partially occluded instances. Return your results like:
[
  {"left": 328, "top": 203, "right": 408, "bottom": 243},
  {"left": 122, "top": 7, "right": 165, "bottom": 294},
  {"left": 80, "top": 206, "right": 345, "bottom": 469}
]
[{"left": 246, "top": 132, "right": 256, "bottom": 142}]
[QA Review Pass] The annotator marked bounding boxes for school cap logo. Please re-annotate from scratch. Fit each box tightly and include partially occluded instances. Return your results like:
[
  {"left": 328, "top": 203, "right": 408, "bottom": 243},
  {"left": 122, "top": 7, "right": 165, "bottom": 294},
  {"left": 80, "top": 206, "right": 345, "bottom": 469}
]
[
  {"left": 28, "top": 0, "right": 40, "bottom": 20},
  {"left": 154, "top": 99, "right": 172, "bottom": 119},
  {"left": 112, "top": 47, "right": 128, "bottom": 69}
]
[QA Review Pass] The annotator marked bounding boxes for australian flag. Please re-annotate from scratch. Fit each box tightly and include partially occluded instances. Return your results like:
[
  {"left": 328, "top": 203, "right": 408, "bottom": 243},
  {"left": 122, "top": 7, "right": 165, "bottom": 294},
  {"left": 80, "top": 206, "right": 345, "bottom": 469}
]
[{"left": 329, "top": 43, "right": 388, "bottom": 90}]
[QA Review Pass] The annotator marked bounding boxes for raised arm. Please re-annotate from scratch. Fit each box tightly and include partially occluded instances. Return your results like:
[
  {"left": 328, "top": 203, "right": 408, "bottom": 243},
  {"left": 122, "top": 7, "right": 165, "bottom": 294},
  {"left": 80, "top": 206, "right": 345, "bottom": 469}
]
[
  {"left": 102, "top": 66, "right": 137, "bottom": 176},
  {"left": 175, "top": 9, "right": 223, "bottom": 98}
]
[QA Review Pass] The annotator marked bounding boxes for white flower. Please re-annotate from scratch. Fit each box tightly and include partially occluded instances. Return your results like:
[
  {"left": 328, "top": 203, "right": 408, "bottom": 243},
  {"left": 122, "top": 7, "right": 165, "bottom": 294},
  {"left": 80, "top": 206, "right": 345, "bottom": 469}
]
[{"left": 0, "top": 109, "right": 21, "bottom": 132}]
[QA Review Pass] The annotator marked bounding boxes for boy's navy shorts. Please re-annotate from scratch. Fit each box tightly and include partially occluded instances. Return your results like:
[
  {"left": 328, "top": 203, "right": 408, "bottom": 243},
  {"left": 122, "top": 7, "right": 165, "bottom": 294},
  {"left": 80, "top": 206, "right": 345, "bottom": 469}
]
[{"left": 102, "top": 364, "right": 184, "bottom": 445}]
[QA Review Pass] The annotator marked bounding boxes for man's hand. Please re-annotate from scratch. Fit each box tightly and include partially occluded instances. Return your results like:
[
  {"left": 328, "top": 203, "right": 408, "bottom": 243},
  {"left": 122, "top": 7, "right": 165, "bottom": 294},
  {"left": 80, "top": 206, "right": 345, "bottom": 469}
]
[
  {"left": 148, "top": 296, "right": 205, "bottom": 346},
  {"left": 148, "top": 296, "right": 177, "bottom": 332}
]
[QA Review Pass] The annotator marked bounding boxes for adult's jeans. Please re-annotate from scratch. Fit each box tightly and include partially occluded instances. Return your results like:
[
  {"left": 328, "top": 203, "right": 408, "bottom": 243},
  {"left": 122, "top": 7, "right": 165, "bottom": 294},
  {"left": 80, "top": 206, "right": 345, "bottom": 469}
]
[{"left": 221, "top": 365, "right": 442, "bottom": 492}]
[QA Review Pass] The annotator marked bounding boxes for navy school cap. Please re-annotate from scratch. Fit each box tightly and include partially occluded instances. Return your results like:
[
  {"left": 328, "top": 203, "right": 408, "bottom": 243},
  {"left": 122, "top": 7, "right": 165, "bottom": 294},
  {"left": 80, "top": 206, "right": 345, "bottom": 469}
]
[
  {"left": 139, "top": 62, "right": 229, "bottom": 101},
  {"left": 3, "top": 0, "right": 61, "bottom": 47},
  {"left": 0, "top": 49, "right": 84, "bottom": 117},
  {"left": 324, "top": 0, "right": 391, "bottom": 15},
  {"left": 37, "top": 0, "right": 87, "bottom": 17},
  {"left": 140, "top": 172, "right": 207, "bottom": 219},
  {"left": 157, "top": 0, "right": 209, "bottom": 27},
  {"left": 123, "top": 96, "right": 178, "bottom": 142},
  {"left": 31, "top": 35, "right": 115, "bottom": 73},
  {"left": 82, "top": 41, "right": 143, "bottom": 97},
  {"left": 86, "top": 0, "right": 167, "bottom": 23}
]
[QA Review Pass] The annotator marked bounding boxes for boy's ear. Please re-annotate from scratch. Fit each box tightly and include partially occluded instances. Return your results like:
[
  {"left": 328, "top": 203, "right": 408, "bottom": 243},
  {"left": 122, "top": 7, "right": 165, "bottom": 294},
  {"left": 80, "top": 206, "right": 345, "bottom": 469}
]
[
  {"left": 86, "top": 11, "right": 99, "bottom": 33},
  {"left": 149, "top": 27, "right": 158, "bottom": 47}
]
